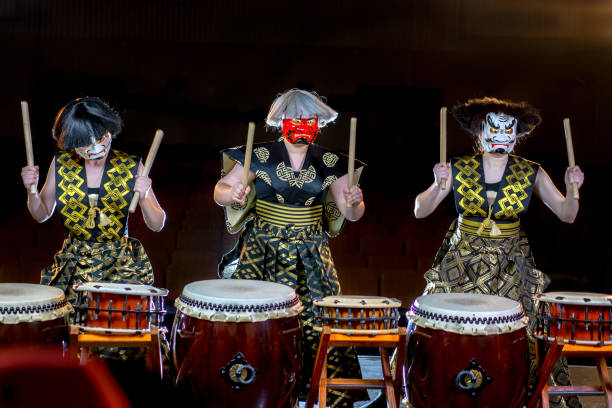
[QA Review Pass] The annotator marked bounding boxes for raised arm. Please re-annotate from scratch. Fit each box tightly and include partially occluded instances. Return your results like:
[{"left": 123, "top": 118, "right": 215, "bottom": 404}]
[
  {"left": 329, "top": 174, "right": 365, "bottom": 222},
  {"left": 534, "top": 165, "right": 584, "bottom": 224},
  {"left": 414, "top": 162, "right": 452, "bottom": 218},
  {"left": 21, "top": 157, "right": 56, "bottom": 223},
  {"left": 213, "top": 163, "right": 256, "bottom": 206},
  {"left": 134, "top": 162, "right": 166, "bottom": 232}
]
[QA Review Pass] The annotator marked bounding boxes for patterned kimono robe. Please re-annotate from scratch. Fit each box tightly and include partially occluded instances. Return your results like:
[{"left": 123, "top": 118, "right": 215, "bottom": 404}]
[
  {"left": 41, "top": 149, "right": 154, "bottom": 307},
  {"left": 424, "top": 153, "right": 579, "bottom": 408},
  {"left": 219, "top": 139, "right": 366, "bottom": 407}
]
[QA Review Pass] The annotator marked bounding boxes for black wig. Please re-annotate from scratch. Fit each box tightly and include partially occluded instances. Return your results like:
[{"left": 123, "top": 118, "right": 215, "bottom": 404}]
[{"left": 52, "top": 97, "right": 123, "bottom": 150}]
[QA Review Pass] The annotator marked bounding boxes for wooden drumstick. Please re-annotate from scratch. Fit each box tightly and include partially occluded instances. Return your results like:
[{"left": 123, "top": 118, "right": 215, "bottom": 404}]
[
  {"left": 129, "top": 129, "right": 164, "bottom": 213},
  {"left": 563, "top": 118, "right": 579, "bottom": 200},
  {"left": 242, "top": 122, "right": 255, "bottom": 187},
  {"left": 347, "top": 117, "right": 357, "bottom": 208},
  {"left": 21, "top": 101, "right": 37, "bottom": 195},
  {"left": 439, "top": 107, "right": 447, "bottom": 190}
]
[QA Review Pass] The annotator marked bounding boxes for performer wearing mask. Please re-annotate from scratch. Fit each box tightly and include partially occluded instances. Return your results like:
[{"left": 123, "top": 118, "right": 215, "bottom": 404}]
[
  {"left": 414, "top": 97, "right": 584, "bottom": 408},
  {"left": 214, "top": 89, "right": 365, "bottom": 407},
  {"left": 21, "top": 96, "right": 166, "bottom": 307}
]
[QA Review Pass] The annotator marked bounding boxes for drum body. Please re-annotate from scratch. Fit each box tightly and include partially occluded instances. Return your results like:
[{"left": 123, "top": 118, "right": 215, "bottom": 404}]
[
  {"left": 535, "top": 291, "right": 612, "bottom": 345},
  {"left": 406, "top": 293, "right": 529, "bottom": 408},
  {"left": 172, "top": 279, "right": 303, "bottom": 408},
  {"left": 313, "top": 295, "right": 401, "bottom": 334},
  {"left": 0, "top": 283, "right": 72, "bottom": 344},
  {"left": 73, "top": 282, "right": 168, "bottom": 334}
]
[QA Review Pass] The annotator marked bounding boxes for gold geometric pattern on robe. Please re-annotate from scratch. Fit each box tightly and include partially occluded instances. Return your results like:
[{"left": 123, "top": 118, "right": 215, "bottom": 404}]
[
  {"left": 325, "top": 201, "right": 342, "bottom": 222},
  {"left": 495, "top": 157, "right": 535, "bottom": 219},
  {"left": 231, "top": 199, "right": 248, "bottom": 211},
  {"left": 323, "top": 152, "right": 339, "bottom": 167},
  {"left": 256, "top": 170, "right": 272, "bottom": 186},
  {"left": 321, "top": 175, "right": 337, "bottom": 191},
  {"left": 276, "top": 163, "right": 317, "bottom": 188},
  {"left": 454, "top": 156, "right": 487, "bottom": 217},
  {"left": 56, "top": 151, "right": 137, "bottom": 243},
  {"left": 424, "top": 221, "right": 578, "bottom": 408},
  {"left": 229, "top": 218, "right": 364, "bottom": 407},
  {"left": 253, "top": 147, "right": 270, "bottom": 163},
  {"left": 304, "top": 196, "right": 315, "bottom": 206},
  {"left": 57, "top": 154, "right": 91, "bottom": 241},
  {"left": 96, "top": 152, "right": 137, "bottom": 242},
  {"left": 276, "top": 193, "right": 285, "bottom": 203}
]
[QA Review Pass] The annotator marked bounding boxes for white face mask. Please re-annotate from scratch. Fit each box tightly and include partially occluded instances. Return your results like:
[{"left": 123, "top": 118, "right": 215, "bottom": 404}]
[
  {"left": 75, "top": 133, "right": 111, "bottom": 160},
  {"left": 479, "top": 112, "right": 518, "bottom": 153}
]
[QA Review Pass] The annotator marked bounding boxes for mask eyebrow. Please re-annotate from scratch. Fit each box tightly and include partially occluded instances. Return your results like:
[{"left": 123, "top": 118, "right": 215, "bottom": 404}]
[
  {"left": 505, "top": 118, "right": 517, "bottom": 130},
  {"left": 486, "top": 115, "right": 500, "bottom": 129}
]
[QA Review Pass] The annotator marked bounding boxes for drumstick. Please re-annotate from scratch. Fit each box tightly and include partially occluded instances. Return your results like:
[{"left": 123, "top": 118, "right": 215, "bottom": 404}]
[
  {"left": 563, "top": 118, "right": 579, "bottom": 200},
  {"left": 129, "top": 129, "right": 164, "bottom": 213},
  {"left": 347, "top": 117, "right": 357, "bottom": 208},
  {"left": 242, "top": 122, "right": 255, "bottom": 187},
  {"left": 439, "top": 107, "right": 447, "bottom": 190},
  {"left": 21, "top": 101, "right": 37, "bottom": 195}
]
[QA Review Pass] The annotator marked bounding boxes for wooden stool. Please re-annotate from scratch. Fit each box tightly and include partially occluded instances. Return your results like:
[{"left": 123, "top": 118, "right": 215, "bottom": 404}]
[
  {"left": 306, "top": 326, "right": 407, "bottom": 408},
  {"left": 69, "top": 325, "right": 163, "bottom": 379},
  {"left": 527, "top": 339, "right": 612, "bottom": 408}
]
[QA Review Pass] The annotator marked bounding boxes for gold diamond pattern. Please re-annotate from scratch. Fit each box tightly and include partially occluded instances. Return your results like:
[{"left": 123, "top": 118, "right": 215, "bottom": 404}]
[
  {"left": 56, "top": 151, "right": 137, "bottom": 242},
  {"left": 57, "top": 154, "right": 91, "bottom": 240},
  {"left": 97, "top": 152, "right": 137, "bottom": 241},
  {"left": 495, "top": 157, "right": 535, "bottom": 219},
  {"left": 454, "top": 156, "right": 487, "bottom": 217}
]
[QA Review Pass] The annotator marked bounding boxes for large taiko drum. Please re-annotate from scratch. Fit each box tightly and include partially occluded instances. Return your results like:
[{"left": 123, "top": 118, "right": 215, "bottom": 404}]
[
  {"left": 313, "top": 295, "right": 401, "bottom": 334},
  {"left": 406, "top": 293, "right": 529, "bottom": 408},
  {"left": 72, "top": 282, "right": 168, "bottom": 334},
  {"left": 0, "top": 283, "right": 72, "bottom": 344},
  {"left": 535, "top": 291, "right": 612, "bottom": 345},
  {"left": 172, "top": 279, "right": 304, "bottom": 408}
]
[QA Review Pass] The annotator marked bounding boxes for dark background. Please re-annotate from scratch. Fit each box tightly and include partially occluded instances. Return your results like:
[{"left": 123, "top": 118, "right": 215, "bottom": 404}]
[{"left": 0, "top": 0, "right": 610, "bottom": 299}]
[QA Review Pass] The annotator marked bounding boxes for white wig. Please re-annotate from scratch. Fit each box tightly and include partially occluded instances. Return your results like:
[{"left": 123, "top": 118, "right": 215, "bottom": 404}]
[{"left": 266, "top": 89, "right": 338, "bottom": 129}]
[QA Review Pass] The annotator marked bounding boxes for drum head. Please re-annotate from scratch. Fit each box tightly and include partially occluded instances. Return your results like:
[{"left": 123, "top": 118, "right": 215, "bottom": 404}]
[
  {"left": 314, "top": 295, "right": 401, "bottom": 309},
  {"left": 0, "top": 283, "right": 72, "bottom": 324},
  {"left": 536, "top": 291, "right": 612, "bottom": 306},
  {"left": 175, "top": 279, "right": 303, "bottom": 322},
  {"left": 73, "top": 282, "right": 168, "bottom": 297},
  {"left": 409, "top": 293, "right": 527, "bottom": 335}
]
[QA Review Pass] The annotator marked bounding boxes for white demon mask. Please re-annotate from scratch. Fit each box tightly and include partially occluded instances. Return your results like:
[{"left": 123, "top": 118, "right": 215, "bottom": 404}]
[
  {"left": 480, "top": 112, "right": 517, "bottom": 153},
  {"left": 75, "top": 132, "right": 111, "bottom": 160}
]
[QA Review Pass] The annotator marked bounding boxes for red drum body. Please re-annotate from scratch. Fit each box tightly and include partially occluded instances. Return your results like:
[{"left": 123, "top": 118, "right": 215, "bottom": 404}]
[
  {"left": 406, "top": 293, "right": 529, "bottom": 408},
  {"left": 172, "top": 280, "right": 303, "bottom": 408},
  {"left": 73, "top": 282, "right": 168, "bottom": 335},
  {"left": 0, "top": 283, "right": 72, "bottom": 344},
  {"left": 535, "top": 292, "right": 612, "bottom": 345}
]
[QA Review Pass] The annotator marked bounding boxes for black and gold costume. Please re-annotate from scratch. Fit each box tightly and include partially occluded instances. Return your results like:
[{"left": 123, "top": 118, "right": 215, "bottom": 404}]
[
  {"left": 41, "top": 150, "right": 153, "bottom": 306},
  {"left": 219, "top": 139, "right": 365, "bottom": 408},
  {"left": 425, "top": 153, "right": 579, "bottom": 407}
]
